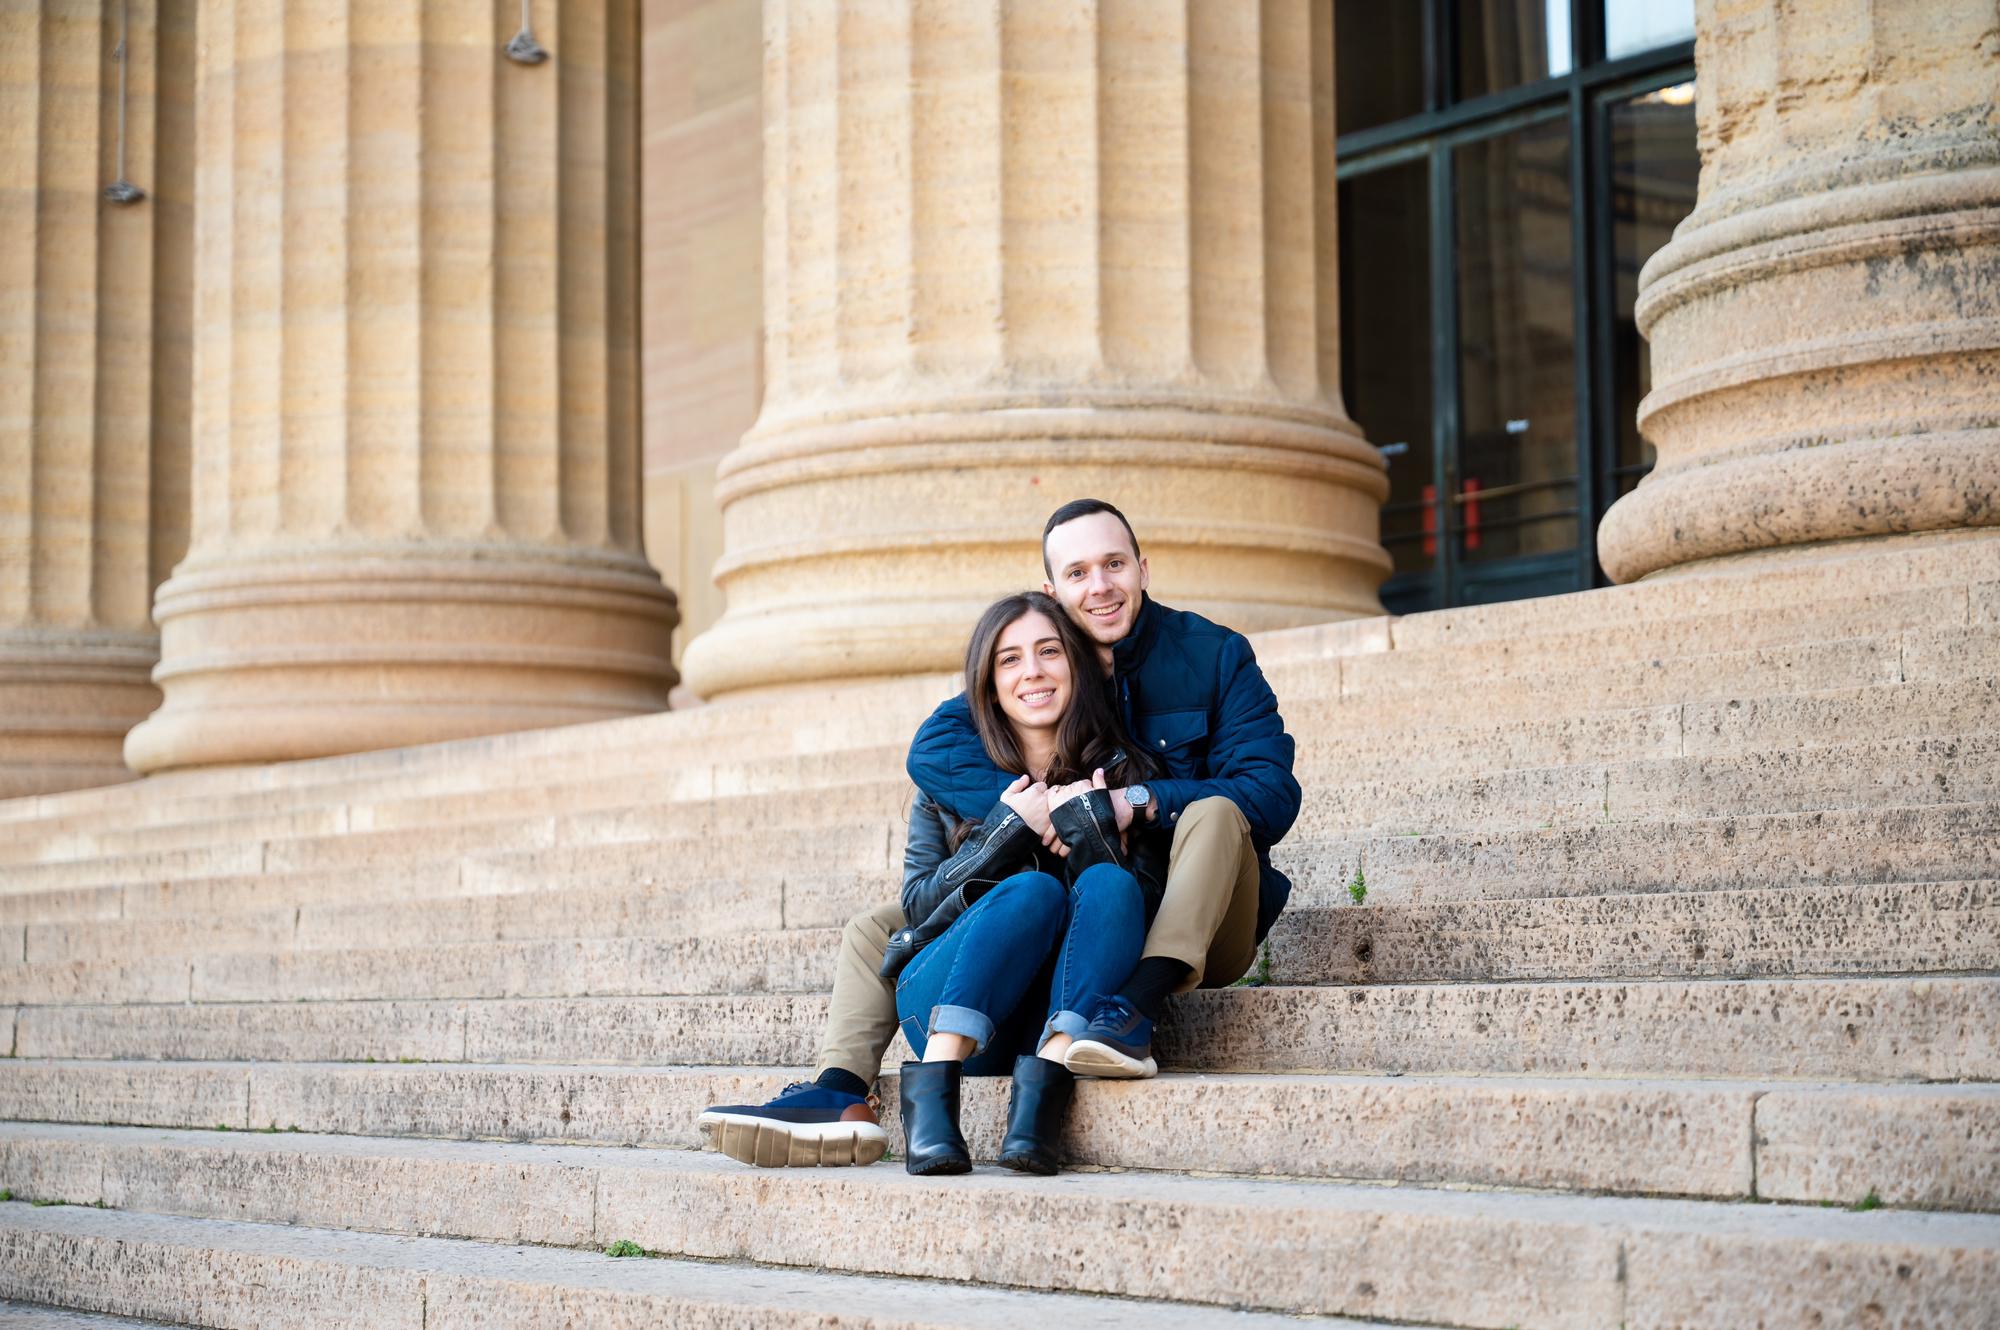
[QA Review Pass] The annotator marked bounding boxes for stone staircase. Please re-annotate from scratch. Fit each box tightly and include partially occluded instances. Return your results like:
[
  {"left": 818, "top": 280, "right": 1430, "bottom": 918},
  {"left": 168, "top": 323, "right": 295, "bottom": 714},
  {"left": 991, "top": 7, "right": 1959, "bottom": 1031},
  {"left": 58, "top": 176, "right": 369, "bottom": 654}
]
[{"left": 0, "top": 534, "right": 1996, "bottom": 1328}]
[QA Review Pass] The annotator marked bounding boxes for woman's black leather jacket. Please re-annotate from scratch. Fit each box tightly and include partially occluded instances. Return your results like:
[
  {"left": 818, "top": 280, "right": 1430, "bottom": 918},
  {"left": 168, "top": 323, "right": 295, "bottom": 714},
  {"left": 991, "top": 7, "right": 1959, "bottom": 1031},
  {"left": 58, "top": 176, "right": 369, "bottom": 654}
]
[{"left": 879, "top": 784, "right": 1169, "bottom": 981}]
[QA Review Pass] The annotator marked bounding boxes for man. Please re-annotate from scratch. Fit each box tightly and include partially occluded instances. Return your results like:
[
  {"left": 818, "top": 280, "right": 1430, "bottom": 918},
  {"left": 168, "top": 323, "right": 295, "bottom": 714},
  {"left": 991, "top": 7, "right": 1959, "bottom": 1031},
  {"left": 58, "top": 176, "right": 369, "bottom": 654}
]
[{"left": 699, "top": 498, "right": 1301, "bottom": 1166}]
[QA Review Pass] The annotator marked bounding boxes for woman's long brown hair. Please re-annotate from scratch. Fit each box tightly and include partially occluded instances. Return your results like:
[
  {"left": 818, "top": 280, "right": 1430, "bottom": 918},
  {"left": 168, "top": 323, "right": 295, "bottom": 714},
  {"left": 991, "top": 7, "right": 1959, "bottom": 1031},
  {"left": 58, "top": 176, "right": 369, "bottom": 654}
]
[{"left": 960, "top": 591, "right": 1161, "bottom": 793}]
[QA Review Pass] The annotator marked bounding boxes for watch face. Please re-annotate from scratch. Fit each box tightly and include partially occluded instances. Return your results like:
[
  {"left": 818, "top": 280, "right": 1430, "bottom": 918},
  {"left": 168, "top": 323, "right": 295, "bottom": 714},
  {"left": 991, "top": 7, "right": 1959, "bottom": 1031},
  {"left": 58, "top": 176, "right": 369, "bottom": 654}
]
[{"left": 1128, "top": 784, "right": 1150, "bottom": 807}]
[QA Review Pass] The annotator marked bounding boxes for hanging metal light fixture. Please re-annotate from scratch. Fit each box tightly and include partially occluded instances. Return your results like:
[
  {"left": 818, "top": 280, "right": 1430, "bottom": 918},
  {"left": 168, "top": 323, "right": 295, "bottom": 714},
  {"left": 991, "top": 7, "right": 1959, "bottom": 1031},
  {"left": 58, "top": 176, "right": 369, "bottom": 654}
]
[
  {"left": 104, "top": 0, "right": 145, "bottom": 204},
  {"left": 505, "top": 0, "right": 549, "bottom": 64}
]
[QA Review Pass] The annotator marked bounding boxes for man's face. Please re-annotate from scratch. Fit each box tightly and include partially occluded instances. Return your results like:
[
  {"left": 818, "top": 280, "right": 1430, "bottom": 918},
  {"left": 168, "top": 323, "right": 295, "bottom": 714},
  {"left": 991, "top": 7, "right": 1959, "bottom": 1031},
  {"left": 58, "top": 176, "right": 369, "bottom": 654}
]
[{"left": 1043, "top": 511, "right": 1149, "bottom": 648}]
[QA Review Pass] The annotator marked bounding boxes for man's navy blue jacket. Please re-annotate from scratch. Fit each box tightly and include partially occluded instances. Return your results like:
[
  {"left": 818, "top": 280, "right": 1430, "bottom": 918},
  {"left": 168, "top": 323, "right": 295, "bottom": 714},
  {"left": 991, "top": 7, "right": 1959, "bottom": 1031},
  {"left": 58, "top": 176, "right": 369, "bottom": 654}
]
[{"left": 905, "top": 596, "right": 1303, "bottom": 942}]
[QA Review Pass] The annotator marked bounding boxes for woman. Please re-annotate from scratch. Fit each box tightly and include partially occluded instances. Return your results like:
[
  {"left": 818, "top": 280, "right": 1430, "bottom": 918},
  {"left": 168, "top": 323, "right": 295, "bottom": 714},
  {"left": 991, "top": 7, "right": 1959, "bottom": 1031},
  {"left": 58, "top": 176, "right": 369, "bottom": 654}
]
[{"left": 878, "top": 591, "right": 1165, "bottom": 1176}]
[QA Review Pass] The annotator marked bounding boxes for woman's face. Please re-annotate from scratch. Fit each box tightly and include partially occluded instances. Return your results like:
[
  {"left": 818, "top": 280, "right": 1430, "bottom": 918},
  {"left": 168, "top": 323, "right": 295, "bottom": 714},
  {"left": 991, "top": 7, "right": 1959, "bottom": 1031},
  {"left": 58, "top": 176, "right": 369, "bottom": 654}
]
[{"left": 991, "top": 610, "right": 1073, "bottom": 736}]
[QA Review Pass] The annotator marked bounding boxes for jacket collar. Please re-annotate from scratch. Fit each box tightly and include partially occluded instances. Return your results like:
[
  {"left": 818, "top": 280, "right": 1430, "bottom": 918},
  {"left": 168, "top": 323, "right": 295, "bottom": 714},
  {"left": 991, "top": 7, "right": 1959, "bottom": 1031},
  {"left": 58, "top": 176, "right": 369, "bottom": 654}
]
[{"left": 1110, "top": 593, "right": 1162, "bottom": 677}]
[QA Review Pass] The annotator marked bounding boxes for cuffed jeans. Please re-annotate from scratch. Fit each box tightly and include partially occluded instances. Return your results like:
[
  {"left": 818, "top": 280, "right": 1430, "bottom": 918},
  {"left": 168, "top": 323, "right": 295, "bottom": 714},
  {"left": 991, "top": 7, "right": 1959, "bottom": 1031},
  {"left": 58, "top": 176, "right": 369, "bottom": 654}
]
[
  {"left": 894, "top": 863, "right": 1147, "bottom": 1075},
  {"left": 816, "top": 795, "right": 1260, "bottom": 1084}
]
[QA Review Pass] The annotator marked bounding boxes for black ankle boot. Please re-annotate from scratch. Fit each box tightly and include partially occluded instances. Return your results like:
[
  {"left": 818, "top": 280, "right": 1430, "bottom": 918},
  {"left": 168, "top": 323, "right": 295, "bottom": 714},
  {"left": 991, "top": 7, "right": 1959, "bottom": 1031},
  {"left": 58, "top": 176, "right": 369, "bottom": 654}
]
[
  {"left": 997, "top": 1054, "right": 1074, "bottom": 1175},
  {"left": 899, "top": 1060, "right": 971, "bottom": 1175}
]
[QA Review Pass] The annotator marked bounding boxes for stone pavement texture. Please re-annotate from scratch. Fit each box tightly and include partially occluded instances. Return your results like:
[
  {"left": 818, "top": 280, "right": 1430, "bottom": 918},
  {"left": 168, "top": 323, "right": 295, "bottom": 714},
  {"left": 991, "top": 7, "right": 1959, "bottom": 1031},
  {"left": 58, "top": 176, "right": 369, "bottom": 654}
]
[{"left": 0, "top": 534, "right": 1997, "bottom": 1325}]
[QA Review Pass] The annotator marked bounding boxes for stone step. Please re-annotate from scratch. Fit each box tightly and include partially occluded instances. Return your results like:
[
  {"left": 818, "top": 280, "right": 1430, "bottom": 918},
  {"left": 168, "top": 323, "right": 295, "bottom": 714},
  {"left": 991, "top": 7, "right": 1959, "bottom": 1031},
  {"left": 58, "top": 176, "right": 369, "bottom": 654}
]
[
  {"left": 11, "top": 707, "right": 1994, "bottom": 914},
  {"left": 13, "top": 975, "right": 1994, "bottom": 1081},
  {"left": 0, "top": 1301, "right": 195, "bottom": 1329},
  {"left": 23, "top": 870, "right": 807, "bottom": 966},
  {"left": 0, "top": 932, "right": 842, "bottom": 1007},
  {"left": 3, "top": 1132, "right": 1996, "bottom": 1328},
  {"left": 1309, "top": 581, "right": 1979, "bottom": 693},
  {"left": 12, "top": 871, "right": 1992, "bottom": 1009},
  {"left": 3, "top": 616, "right": 1991, "bottom": 877},
  {"left": 26, "top": 799, "right": 1996, "bottom": 968},
  {"left": 3, "top": 600, "right": 1984, "bottom": 860},
  {"left": 6, "top": 1063, "right": 1996, "bottom": 1209},
  {"left": 1284, "top": 799, "right": 2000, "bottom": 906},
  {"left": 0, "top": 817, "right": 895, "bottom": 894},
  {"left": 0, "top": 1204, "right": 1395, "bottom": 1330},
  {"left": 1289, "top": 731, "right": 2000, "bottom": 839},
  {"left": 1273, "top": 881, "right": 2000, "bottom": 985}
]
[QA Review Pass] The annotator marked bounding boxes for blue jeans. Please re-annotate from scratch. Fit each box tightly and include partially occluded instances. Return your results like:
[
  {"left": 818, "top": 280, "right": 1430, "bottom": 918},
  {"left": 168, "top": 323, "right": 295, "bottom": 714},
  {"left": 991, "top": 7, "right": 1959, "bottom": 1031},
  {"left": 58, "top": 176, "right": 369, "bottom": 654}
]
[{"left": 896, "top": 863, "right": 1146, "bottom": 1075}]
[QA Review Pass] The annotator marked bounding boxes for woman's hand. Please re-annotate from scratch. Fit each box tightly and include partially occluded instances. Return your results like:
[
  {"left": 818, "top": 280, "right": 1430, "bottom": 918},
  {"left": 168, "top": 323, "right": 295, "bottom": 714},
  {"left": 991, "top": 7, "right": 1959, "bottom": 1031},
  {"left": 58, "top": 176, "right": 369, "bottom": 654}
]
[
  {"left": 1048, "top": 767, "right": 1108, "bottom": 810},
  {"left": 1000, "top": 774, "right": 1067, "bottom": 857}
]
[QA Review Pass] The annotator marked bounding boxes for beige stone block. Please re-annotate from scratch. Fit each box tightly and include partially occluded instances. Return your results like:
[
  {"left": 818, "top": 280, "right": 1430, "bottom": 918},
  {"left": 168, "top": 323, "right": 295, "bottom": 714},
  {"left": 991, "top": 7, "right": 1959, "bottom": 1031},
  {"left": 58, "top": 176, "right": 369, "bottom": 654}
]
[
  {"left": 0, "top": 1203, "right": 1321, "bottom": 1330},
  {"left": 598, "top": 1152, "right": 1625, "bottom": 1326},
  {"left": 1756, "top": 1085, "right": 2000, "bottom": 1211},
  {"left": 1293, "top": 802, "right": 2000, "bottom": 905},
  {"left": 0, "top": 1209, "right": 421, "bottom": 1329},
  {"left": 32, "top": 807, "right": 347, "bottom": 866},
  {"left": 1623, "top": 1214, "right": 2000, "bottom": 1330},
  {"left": 27, "top": 910, "right": 293, "bottom": 965},
  {"left": 1274, "top": 882, "right": 2000, "bottom": 986},
  {"left": 0, "top": 929, "right": 19, "bottom": 965},
  {"left": 293, "top": 877, "right": 782, "bottom": 952},
  {"left": 1604, "top": 735, "right": 2000, "bottom": 822},
  {"left": 462, "top": 995, "right": 827, "bottom": 1066},
  {"left": 262, "top": 819, "right": 557, "bottom": 875},
  {"left": 935, "top": 1071, "right": 1756, "bottom": 1199},
  {"left": 246, "top": 1063, "right": 793, "bottom": 1146},
  {"left": 0, "top": 843, "right": 262, "bottom": 892},
  {"left": 121, "top": 860, "right": 462, "bottom": 920},
  {"left": 1286, "top": 699, "right": 1684, "bottom": 776},
  {"left": 0, "top": 889, "right": 121, "bottom": 929},
  {"left": 1680, "top": 677, "right": 2000, "bottom": 757},
  {"left": 1902, "top": 625, "right": 2000, "bottom": 684},
  {"left": 14, "top": 1001, "right": 465, "bottom": 1064},
  {"left": 1322, "top": 633, "right": 1905, "bottom": 716},
  {"left": 0, "top": 1134, "right": 102, "bottom": 1206},
  {"left": 93, "top": 1129, "right": 596, "bottom": 1247},
  {"left": 1156, "top": 977, "right": 2000, "bottom": 1080},
  {"left": 0, "top": 1061, "right": 250, "bottom": 1131},
  {"left": 0, "top": 957, "right": 190, "bottom": 1007},
  {"left": 193, "top": 931, "right": 837, "bottom": 1004}
]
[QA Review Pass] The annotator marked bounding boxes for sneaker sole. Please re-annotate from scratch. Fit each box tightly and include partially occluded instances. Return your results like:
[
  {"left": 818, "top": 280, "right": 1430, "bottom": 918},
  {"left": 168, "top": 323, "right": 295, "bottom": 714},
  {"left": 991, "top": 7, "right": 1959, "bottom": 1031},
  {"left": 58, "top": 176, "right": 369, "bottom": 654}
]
[
  {"left": 698, "top": 1112, "right": 889, "bottom": 1168},
  {"left": 1063, "top": 1040, "right": 1157, "bottom": 1079}
]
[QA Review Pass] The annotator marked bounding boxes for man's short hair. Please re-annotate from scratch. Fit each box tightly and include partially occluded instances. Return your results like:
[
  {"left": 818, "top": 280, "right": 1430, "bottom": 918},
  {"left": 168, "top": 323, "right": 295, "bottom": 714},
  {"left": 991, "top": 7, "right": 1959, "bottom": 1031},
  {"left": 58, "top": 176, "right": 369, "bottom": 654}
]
[{"left": 1042, "top": 498, "right": 1142, "bottom": 579}]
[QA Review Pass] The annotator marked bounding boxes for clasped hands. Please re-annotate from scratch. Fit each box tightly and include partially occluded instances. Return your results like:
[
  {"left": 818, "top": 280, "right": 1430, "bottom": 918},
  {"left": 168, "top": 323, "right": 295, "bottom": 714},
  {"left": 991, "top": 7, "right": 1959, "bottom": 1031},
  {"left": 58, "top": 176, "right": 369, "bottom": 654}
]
[{"left": 1001, "top": 769, "right": 1133, "bottom": 858}]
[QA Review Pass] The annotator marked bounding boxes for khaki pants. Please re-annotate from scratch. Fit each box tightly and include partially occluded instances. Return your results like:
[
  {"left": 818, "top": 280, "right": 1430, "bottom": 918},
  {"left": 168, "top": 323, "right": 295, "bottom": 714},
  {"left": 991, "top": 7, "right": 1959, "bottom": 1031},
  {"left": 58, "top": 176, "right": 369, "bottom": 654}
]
[{"left": 813, "top": 795, "right": 1262, "bottom": 1082}]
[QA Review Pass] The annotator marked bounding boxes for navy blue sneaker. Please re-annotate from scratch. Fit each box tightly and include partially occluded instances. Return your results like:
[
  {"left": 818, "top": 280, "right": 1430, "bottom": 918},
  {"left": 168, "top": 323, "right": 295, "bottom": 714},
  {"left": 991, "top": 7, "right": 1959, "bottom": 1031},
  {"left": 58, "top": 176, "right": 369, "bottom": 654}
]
[
  {"left": 1063, "top": 996, "right": 1157, "bottom": 1079},
  {"left": 698, "top": 1081, "right": 888, "bottom": 1167}
]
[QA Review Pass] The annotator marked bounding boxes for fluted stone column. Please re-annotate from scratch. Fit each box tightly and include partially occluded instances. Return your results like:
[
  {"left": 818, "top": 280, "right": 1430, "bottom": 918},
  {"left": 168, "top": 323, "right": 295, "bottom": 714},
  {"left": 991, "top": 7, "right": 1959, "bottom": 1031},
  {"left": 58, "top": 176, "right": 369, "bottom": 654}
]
[
  {"left": 0, "top": 0, "right": 193, "bottom": 797},
  {"left": 125, "top": 0, "right": 676, "bottom": 773},
  {"left": 1598, "top": 0, "right": 2000, "bottom": 583},
  {"left": 679, "top": 0, "right": 1389, "bottom": 698}
]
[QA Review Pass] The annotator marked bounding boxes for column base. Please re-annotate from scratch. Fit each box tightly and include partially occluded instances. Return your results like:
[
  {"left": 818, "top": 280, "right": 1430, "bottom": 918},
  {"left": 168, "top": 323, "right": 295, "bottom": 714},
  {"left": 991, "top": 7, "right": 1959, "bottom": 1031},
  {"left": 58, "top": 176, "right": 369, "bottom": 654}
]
[
  {"left": 679, "top": 404, "right": 1391, "bottom": 699},
  {"left": 0, "top": 629, "right": 160, "bottom": 799},
  {"left": 124, "top": 543, "right": 679, "bottom": 774}
]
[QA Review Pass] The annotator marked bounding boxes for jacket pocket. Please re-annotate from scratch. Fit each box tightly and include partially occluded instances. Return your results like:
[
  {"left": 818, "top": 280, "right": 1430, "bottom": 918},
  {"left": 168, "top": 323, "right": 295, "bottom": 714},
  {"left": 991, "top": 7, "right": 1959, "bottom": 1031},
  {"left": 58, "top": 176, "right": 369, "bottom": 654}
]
[{"left": 1137, "top": 708, "right": 1208, "bottom": 777}]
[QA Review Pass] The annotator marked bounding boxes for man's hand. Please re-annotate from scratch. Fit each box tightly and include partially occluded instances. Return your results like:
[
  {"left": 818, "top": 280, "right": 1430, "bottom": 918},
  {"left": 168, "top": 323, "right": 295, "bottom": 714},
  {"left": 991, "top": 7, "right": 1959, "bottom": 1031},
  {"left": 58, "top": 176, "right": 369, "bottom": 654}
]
[
  {"left": 1108, "top": 783, "right": 1155, "bottom": 830},
  {"left": 1000, "top": 774, "right": 1067, "bottom": 857}
]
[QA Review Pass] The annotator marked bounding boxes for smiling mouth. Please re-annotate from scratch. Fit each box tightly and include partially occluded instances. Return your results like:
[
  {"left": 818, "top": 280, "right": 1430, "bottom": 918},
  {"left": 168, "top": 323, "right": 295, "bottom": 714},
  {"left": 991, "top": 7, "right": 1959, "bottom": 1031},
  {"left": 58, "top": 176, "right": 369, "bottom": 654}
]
[
  {"left": 1085, "top": 603, "right": 1123, "bottom": 619},
  {"left": 1018, "top": 689, "right": 1057, "bottom": 705}
]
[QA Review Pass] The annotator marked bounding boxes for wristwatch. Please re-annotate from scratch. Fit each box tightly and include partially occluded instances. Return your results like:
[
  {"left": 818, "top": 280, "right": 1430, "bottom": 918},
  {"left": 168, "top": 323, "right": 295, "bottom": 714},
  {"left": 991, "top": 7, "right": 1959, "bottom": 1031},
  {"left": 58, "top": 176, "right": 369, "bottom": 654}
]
[{"left": 1125, "top": 784, "right": 1152, "bottom": 812}]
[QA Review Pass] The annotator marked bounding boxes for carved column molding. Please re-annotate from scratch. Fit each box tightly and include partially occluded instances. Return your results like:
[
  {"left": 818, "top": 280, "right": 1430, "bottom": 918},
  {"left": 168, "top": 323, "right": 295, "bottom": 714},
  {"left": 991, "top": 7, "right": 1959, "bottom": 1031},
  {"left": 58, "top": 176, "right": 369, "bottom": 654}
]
[
  {"left": 679, "top": 0, "right": 1388, "bottom": 698},
  {"left": 0, "top": 0, "right": 191, "bottom": 797},
  {"left": 1598, "top": 0, "right": 2000, "bottom": 582},
  {"left": 124, "top": 0, "right": 676, "bottom": 773}
]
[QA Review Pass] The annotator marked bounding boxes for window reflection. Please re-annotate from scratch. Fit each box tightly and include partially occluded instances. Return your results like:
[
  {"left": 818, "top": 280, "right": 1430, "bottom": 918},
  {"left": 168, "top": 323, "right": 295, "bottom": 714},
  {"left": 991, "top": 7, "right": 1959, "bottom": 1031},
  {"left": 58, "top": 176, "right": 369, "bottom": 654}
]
[
  {"left": 1454, "top": 117, "right": 1575, "bottom": 562},
  {"left": 1456, "top": 0, "right": 1571, "bottom": 100},
  {"left": 1335, "top": 0, "right": 1427, "bottom": 136},
  {"left": 1339, "top": 162, "right": 1434, "bottom": 580},
  {"left": 1605, "top": 0, "right": 1694, "bottom": 60},
  {"left": 1609, "top": 81, "right": 1699, "bottom": 498}
]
